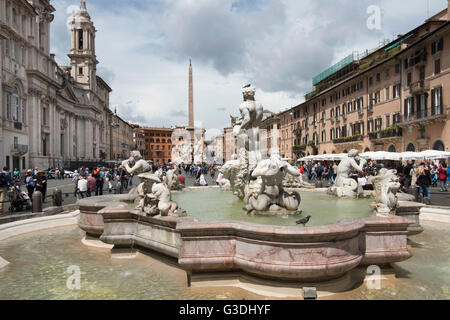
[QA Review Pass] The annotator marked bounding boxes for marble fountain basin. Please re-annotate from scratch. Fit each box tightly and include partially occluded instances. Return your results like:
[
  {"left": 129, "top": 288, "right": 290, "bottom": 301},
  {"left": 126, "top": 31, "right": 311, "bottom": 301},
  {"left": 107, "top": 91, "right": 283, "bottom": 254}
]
[{"left": 77, "top": 188, "right": 414, "bottom": 282}]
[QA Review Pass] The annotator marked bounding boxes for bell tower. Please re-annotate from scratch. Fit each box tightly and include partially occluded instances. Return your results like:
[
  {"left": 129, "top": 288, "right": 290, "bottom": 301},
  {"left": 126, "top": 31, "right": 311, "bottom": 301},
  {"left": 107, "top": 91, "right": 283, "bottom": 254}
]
[{"left": 68, "top": 0, "right": 98, "bottom": 91}]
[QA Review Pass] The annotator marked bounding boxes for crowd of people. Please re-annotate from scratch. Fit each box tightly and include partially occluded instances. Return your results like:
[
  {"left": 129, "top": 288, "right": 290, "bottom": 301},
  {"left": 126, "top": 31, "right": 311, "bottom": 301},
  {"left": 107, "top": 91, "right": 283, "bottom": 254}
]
[
  {"left": 298, "top": 159, "right": 449, "bottom": 204},
  {"left": 0, "top": 158, "right": 448, "bottom": 214}
]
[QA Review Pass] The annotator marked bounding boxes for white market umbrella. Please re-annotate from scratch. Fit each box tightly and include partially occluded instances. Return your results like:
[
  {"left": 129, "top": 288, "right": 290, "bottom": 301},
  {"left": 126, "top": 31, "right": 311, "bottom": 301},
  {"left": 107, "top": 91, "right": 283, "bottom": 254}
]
[{"left": 416, "top": 150, "right": 450, "bottom": 160}]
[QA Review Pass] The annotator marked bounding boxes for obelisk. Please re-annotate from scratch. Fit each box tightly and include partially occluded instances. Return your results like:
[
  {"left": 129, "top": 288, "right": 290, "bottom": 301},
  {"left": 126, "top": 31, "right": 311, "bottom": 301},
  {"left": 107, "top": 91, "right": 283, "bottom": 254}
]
[
  {"left": 188, "top": 59, "right": 195, "bottom": 163},
  {"left": 188, "top": 59, "right": 194, "bottom": 129}
]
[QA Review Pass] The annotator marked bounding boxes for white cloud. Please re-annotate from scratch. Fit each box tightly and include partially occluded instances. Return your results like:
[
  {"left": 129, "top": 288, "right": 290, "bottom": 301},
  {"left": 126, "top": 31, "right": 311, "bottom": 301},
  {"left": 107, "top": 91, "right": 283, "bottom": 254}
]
[{"left": 50, "top": 0, "right": 448, "bottom": 136}]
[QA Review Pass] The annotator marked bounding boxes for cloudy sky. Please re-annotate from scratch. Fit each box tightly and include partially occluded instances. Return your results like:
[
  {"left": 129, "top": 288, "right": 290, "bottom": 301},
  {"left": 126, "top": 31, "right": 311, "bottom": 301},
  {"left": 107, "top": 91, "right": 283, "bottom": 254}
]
[{"left": 50, "top": 0, "right": 447, "bottom": 139}]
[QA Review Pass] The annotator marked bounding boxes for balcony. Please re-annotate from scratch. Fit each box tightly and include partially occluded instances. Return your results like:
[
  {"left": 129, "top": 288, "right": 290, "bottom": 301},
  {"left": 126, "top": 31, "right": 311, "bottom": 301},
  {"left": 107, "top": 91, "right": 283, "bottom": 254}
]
[
  {"left": 293, "top": 128, "right": 302, "bottom": 136},
  {"left": 11, "top": 144, "right": 28, "bottom": 155},
  {"left": 369, "top": 127, "right": 403, "bottom": 141},
  {"left": 333, "top": 134, "right": 363, "bottom": 144},
  {"left": 409, "top": 80, "right": 429, "bottom": 95},
  {"left": 397, "top": 107, "right": 446, "bottom": 127},
  {"left": 293, "top": 144, "right": 307, "bottom": 153},
  {"left": 14, "top": 122, "right": 23, "bottom": 130}
]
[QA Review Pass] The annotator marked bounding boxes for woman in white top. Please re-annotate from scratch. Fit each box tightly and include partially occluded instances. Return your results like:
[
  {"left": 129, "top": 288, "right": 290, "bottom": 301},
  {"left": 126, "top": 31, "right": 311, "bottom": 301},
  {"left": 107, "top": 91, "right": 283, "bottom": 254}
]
[
  {"left": 199, "top": 173, "right": 208, "bottom": 186},
  {"left": 77, "top": 176, "right": 88, "bottom": 199}
]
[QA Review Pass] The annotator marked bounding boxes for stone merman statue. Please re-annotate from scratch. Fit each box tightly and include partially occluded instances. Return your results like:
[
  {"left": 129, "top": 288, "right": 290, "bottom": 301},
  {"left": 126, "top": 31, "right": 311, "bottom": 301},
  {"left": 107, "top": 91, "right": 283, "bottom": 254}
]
[
  {"left": 122, "top": 151, "right": 151, "bottom": 175},
  {"left": 328, "top": 149, "right": 367, "bottom": 198},
  {"left": 243, "top": 150, "right": 302, "bottom": 213},
  {"left": 372, "top": 168, "right": 401, "bottom": 213}
]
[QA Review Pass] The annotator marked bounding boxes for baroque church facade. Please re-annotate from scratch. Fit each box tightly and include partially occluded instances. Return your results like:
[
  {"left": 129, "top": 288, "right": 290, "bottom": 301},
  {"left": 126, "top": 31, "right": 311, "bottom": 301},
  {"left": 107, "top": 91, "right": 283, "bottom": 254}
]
[{"left": 0, "top": 0, "right": 112, "bottom": 171}]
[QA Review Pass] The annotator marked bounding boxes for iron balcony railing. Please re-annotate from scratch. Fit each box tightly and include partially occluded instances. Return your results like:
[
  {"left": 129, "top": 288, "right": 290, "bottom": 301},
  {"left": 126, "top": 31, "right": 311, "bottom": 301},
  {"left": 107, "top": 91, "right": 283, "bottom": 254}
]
[
  {"left": 333, "top": 134, "right": 363, "bottom": 144},
  {"left": 11, "top": 144, "right": 28, "bottom": 154},
  {"left": 368, "top": 127, "right": 403, "bottom": 140}
]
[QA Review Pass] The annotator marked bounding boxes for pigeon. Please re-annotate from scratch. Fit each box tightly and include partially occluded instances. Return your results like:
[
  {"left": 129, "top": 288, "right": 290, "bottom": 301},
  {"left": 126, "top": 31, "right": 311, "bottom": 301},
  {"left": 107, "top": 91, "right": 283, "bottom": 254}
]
[
  {"left": 296, "top": 216, "right": 311, "bottom": 227},
  {"left": 243, "top": 84, "right": 251, "bottom": 88}
]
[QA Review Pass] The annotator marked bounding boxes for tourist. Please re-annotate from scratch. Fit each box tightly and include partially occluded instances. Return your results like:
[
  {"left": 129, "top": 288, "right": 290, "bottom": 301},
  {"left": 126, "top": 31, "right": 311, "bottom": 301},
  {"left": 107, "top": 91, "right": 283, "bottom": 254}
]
[
  {"left": 177, "top": 170, "right": 185, "bottom": 186},
  {"left": 106, "top": 170, "right": 113, "bottom": 193},
  {"left": 25, "top": 169, "right": 36, "bottom": 199},
  {"left": 216, "top": 171, "right": 223, "bottom": 185},
  {"left": 447, "top": 163, "right": 450, "bottom": 191},
  {"left": 93, "top": 166, "right": 104, "bottom": 196},
  {"left": 13, "top": 168, "right": 20, "bottom": 181},
  {"left": 437, "top": 163, "right": 448, "bottom": 192},
  {"left": 416, "top": 163, "right": 432, "bottom": 205},
  {"left": 210, "top": 166, "right": 216, "bottom": 180},
  {"left": 35, "top": 171, "right": 48, "bottom": 203},
  {"left": 72, "top": 170, "right": 80, "bottom": 197},
  {"left": 77, "top": 176, "right": 88, "bottom": 199},
  {"left": 87, "top": 174, "right": 96, "bottom": 197},
  {"left": 0, "top": 167, "right": 13, "bottom": 214},
  {"left": 198, "top": 172, "right": 208, "bottom": 186}
]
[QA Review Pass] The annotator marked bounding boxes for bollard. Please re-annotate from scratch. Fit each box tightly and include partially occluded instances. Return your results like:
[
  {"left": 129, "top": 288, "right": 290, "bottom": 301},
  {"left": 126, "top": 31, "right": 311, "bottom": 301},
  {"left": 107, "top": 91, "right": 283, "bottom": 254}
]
[
  {"left": 52, "top": 189, "right": 63, "bottom": 207},
  {"left": 32, "top": 191, "right": 43, "bottom": 213}
]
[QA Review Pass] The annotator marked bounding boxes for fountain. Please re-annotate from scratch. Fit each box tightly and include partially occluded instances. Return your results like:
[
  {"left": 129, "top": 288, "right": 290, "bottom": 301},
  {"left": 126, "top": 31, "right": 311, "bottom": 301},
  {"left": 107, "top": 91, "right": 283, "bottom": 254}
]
[
  {"left": 70, "top": 86, "right": 421, "bottom": 297},
  {"left": 2, "top": 86, "right": 445, "bottom": 299}
]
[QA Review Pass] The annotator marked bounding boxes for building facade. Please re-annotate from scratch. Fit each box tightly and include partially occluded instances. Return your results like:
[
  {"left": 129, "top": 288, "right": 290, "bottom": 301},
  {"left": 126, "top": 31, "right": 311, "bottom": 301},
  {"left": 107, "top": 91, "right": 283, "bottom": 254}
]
[
  {"left": 258, "top": 5, "right": 450, "bottom": 162},
  {"left": 139, "top": 127, "right": 173, "bottom": 164},
  {"left": 0, "top": 0, "right": 112, "bottom": 171},
  {"left": 110, "top": 112, "right": 134, "bottom": 161}
]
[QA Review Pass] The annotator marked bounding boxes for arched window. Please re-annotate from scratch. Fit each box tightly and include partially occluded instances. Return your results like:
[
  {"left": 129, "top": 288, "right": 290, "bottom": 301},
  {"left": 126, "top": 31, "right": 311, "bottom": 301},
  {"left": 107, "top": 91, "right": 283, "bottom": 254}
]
[
  {"left": 433, "top": 140, "right": 445, "bottom": 151},
  {"left": 406, "top": 143, "right": 415, "bottom": 152},
  {"left": 343, "top": 149, "right": 348, "bottom": 153},
  {"left": 12, "top": 86, "right": 20, "bottom": 122},
  {"left": 322, "top": 130, "right": 326, "bottom": 142},
  {"left": 332, "top": 150, "right": 336, "bottom": 154},
  {"left": 330, "top": 128, "right": 335, "bottom": 140},
  {"left": 388, "top": 145, "right": 396, "bottom": 152},
  {"left": 364, "top": 147, "right": 370, "bottom": 152}
]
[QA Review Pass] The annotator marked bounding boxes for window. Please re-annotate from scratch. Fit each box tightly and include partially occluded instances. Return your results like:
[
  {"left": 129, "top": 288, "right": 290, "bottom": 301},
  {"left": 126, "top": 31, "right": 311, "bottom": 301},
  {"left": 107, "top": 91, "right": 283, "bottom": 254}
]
[
  {"left": 79, "top": 67, "right": 83, "bottom": 75},
  {"left": 368, "top": 119, "right": 374, "bottom": 132},
  {"left": 432, "top": 38, "right": 443, "bottom": 55},
  {"left": 375, "top": 91, "right": 381, "bottom": 104},
  {"left": 395, "top": 64, "right": 400, "bottom": 74},
  {"left": 12, "top": 87, "right": 19, "bottom": 121},
  {"left": 385, "top": 114, "right": 390, "bottom": 128},
  {"left": 78, "top": 29, "right": 83, "bottom": 49},
  {"left": 42, "top": 107, "right": 48, "bottom": 125},
  {"left": 12, "top": 39, "right": 16, "bottom": 60},
  {"left": 330, "top": 128, "right": 335, "bottom": 140},
  {"left": 6, "top": 93, "right": 12, "bottom": 120},
  {"left": 393, "top": 84, "right": 400, "bottom": 99},
  {"left": 376, "top": 73, "right": 381, "bottom": 82},
  {"left": 5, "top": 39, "right": 9, "bottom": 56},
  {"left": 434, "top": 59, "right": 441, "bottom": 75},
  {"left": 404, "top": 97, "right": 414, "bottom": 117},
  {"left": 12, "top": 8, "right": 17, "bottom": 24},
  {"left": 369, "top": 77, "right": 373, "bottom": 86},
  {"left": 21, "top": 99, "right": 26, "bottom": 123},
  {"left": 431, "top": 87, "right": 442, "bottom": 115},
  {"left": 321, "top": 130, "right": 326, "bottom": 142},
  {"left": 21, "top": 47, "right": 25, "bottom": 64},
  {"left": 407, "top": 72, "right": 412, "bottom": 86},
  {"left": 375, "top": 118, "right": 383, "bottom": 131}
]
